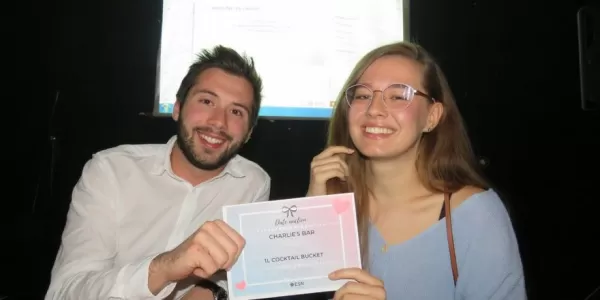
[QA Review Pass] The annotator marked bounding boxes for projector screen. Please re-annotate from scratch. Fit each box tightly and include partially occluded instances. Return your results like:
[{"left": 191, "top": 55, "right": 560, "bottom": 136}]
[{"left": 154, "top": 0, "right": 408, "bottom": 119}]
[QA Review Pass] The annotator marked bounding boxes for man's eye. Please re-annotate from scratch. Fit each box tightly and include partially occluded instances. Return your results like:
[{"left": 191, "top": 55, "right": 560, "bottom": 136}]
[{"left": 231, "top": 109, "right": 243, "bottom": 117}]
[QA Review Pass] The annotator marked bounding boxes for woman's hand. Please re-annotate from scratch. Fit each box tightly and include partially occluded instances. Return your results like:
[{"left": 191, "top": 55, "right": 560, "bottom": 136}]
[
  {"left": 329, "top": 268, "right": 386, "bottom": 300},
  {"left": 307, "top": 146, "right": 354, "bottom": 196}
]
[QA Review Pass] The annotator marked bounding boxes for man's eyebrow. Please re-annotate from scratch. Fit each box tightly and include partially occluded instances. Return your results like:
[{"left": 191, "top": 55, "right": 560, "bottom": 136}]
[{"left": 191, "top": 89, "right": 218, "bottom": 97}]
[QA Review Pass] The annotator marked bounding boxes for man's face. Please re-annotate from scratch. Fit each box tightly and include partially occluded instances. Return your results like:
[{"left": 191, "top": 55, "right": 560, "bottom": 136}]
[{"left": 172, "top": 68, "right": 254, "bottom": 170}]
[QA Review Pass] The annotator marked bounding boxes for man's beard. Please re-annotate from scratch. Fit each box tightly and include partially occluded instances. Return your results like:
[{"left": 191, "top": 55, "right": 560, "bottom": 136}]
[{"left": 176, "top": 118, "right": 244, "bottom": 171}]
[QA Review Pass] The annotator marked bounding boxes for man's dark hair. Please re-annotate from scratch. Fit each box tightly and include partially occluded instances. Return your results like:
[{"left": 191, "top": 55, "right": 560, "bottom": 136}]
[{"left": 176, "top": 45, "right": 263, "bottom": 126}]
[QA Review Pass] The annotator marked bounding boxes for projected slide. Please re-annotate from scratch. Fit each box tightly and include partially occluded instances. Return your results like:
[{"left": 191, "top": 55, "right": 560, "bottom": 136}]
[{"left": 156, "top": 0, "right": 405, "bottom": 119}]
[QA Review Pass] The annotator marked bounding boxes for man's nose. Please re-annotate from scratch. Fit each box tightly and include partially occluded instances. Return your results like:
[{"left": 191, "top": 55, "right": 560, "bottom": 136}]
[{"left": 207, "top": 108, "right": 227, "bottom": 129}]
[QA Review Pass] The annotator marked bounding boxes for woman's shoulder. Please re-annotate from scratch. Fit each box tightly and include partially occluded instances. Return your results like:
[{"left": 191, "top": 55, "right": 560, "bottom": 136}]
[
  {"left": 451, "top": 186, "right": 513, "bottom": 229},
  {"left": 449, "top": 185, "right": 488, "bottom": 210}
]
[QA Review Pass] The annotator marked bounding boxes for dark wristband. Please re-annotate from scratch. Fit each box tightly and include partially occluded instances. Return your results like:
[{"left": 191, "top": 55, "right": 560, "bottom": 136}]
[{"left": 195, "top": 279, "right": 228, "bottom": 300}]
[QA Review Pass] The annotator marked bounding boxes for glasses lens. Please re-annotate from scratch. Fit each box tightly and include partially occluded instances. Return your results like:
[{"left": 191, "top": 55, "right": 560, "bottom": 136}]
[
  {"left": 345, "top": 84, "right": 416, "bottom": 110},
  {"left": 346, "top": 85, "right": 372, "bottom": 107},
  {"left": 384, "top": 84, "right": 413, "bottom": 110}
]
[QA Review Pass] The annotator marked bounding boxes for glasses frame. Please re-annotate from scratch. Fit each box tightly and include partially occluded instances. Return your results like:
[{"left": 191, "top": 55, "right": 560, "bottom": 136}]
[{"left": 345, "top": 83, "right": 436, "bottom": 110}]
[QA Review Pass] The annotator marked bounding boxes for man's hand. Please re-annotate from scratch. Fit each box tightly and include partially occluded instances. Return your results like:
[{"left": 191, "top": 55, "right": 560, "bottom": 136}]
[{"left": 148, "top": 220, "right": 245, "bottom": 294}]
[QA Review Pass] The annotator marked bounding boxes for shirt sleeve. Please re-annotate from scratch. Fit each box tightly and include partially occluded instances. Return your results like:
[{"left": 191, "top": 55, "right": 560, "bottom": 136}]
[
  {"left": 455, "top": 197, "right": 527, "bottom": 300},
  {"left": 44, "top": 156, "right": 177, "bottom": 300}
]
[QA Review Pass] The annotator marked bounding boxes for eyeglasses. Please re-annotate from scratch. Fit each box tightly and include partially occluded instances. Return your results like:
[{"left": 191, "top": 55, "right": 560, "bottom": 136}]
[{"left": 345, "top": 83, "right": 435, "bottom": 111}]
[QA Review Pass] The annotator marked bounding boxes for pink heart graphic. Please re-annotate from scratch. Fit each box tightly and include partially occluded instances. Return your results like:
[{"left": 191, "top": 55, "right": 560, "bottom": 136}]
[
  {"left": 235, "top": 280, "right": 247, "bottom": 290},
  {"left": 332, "top": 198, "right": 350, "bottom": 215}
]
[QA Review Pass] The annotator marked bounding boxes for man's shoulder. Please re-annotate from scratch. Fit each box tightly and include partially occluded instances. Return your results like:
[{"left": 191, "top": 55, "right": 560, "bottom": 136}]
[
  {"left": 230, "top": 155, "right": 270, "bottom": 182},
  {"left": 92, "top": 142, "right": 167, "bottom": 161},
  {"left": 83, "top": 141, "right": 168, "bottom": 174}
]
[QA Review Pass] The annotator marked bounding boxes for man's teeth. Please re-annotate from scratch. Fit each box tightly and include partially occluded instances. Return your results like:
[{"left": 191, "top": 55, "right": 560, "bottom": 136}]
[
  {"left": 365, "top": 127, "right": 394, "bottom": 134},
  {"left": 200, "top": 134, "right": 224, "bottom": 144}
]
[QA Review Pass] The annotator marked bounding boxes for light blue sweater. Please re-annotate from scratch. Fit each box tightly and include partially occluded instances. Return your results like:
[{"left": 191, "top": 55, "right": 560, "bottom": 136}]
[
  {"left": 367, "top": 189, "right": 527, "bottom": 299},
  {"left": 279, "top": 189, "right": 526, "bottom": 300}
]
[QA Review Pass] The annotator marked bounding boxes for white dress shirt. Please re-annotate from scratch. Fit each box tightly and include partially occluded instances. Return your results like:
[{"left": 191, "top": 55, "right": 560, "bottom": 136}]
[{"left": 45, "top": 136, "right": 271, "bottom": 300}]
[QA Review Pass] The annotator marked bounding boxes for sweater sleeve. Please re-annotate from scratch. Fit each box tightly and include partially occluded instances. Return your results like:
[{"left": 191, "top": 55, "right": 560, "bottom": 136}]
[{"left": 455, "top": 194, "right": 527, "bottom": 300}]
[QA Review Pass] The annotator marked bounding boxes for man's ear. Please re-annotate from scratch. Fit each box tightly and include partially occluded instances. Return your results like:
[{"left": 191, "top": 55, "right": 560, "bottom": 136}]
[
  {"left": 244, "top": 127, "right": 254, "bottom": 143},
  {"left": 424, "top": 102, "right": 444, "bottom": 132},
  {"left": 172, "top": 100, "right": 181, "bottom": 122}
]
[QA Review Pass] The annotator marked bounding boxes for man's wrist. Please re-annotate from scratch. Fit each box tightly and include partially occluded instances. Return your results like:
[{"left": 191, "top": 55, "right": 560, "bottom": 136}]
[{"left": 148, "top": 252, "right": 171, "bottom": 295}]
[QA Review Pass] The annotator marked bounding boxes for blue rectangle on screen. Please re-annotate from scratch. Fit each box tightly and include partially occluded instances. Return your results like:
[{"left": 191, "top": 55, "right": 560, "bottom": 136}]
[
  {"left": 258, "top": 107, "right": 332, "bottom": 119},
  {"left": 156, "top": 104, "right": 332, "bottom": 119},
  {"left": 159, "top": 103, "right": 174, "bottom": 114}
]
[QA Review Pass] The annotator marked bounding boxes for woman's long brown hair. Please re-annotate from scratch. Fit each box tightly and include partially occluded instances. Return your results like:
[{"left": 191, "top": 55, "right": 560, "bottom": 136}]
[{"left": 325, "top": 41, "right": 489, "bottom": 267}]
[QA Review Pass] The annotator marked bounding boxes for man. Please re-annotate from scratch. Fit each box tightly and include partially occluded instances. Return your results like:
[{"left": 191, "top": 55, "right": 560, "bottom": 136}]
[{"left": 45, "top": 45, "right": 270, "bottom": 300}]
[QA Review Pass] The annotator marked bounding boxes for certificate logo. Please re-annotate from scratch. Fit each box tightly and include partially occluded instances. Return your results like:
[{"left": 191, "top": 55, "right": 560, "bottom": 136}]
[
  {"left": 281, "top": 205, "right": 298, "bottom": 218},
  {"left": 275, "top": 204, "right": 306, "bottom": 226}
]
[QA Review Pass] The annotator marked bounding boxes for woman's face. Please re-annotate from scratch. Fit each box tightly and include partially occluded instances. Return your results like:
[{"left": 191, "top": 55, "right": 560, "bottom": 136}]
[{"left": 347, "top": 55, "right": 441, "bottom": 160}]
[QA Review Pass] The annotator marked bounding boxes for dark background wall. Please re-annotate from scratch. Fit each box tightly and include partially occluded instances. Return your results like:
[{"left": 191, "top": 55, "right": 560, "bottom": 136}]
[{"left": 3, "top": 0, "right": 599, "bottom": 299}]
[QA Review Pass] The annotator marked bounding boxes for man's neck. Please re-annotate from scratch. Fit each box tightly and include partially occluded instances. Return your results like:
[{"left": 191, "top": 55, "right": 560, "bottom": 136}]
[
  {"left": 170, "top": 144, "right": 224, "bottom": 186},
  {"left": 366, "top": 150, "right": 427, "bottom": 206}
]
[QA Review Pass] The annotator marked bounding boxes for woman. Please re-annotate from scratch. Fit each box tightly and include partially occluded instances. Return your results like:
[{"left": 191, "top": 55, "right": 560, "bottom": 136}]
[{"left": 309, "top": 41, "right": 526, "bottom": 299}]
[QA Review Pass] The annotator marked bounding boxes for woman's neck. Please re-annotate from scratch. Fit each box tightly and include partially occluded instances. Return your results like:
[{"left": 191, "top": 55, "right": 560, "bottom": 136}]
[{"left": 366, "top": 154, "right": 428, "bottom": 206}]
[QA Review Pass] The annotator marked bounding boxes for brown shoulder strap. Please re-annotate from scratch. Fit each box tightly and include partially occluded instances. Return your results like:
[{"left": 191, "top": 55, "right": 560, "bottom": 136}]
[{"left": 445, "top": 192, "right": 459, "bottom": 285}]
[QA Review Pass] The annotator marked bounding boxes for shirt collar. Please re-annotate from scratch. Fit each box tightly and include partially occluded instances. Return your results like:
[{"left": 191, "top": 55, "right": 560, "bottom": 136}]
[{"left": 150, "top": 135, "right": 245, "bottom": 179}]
